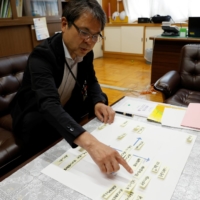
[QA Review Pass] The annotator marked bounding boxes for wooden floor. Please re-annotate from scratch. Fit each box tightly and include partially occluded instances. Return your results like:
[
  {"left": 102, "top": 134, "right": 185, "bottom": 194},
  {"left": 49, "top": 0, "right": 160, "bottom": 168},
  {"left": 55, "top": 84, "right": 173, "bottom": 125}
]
[{"left": 93, "top": 57, "right": 163, "bottom": 105}]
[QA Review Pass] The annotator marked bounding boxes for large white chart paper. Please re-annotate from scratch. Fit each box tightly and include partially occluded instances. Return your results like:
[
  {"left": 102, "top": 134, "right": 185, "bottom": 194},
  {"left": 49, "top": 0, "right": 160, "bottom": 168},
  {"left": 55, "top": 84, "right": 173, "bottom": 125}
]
[{"left": 42, "top": 115, "right": 196, "bottom": 200}]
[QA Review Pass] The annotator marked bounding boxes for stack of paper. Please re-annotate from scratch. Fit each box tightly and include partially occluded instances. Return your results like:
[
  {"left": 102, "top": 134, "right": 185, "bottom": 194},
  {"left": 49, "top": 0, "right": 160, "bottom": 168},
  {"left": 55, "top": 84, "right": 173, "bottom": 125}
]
[
  {"left": 148, "top": 104, "right": 189, "bottom": 130},
  {"left": 181, "top": 103, "right": 200, "bottom": 130},
  {"left": 161, "top": 108, "right": 186, "bottom": 129},
  {"left": 147, "top": 104, "right": 172, "bottom": 123}
]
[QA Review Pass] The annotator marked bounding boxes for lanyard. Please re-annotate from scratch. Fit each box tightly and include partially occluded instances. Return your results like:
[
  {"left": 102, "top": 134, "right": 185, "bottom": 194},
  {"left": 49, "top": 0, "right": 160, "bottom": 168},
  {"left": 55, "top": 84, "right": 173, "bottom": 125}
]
[
  {"left": 64, "top": 59, "right": 87, "bottom": 101},
  {"left": 64, "top": 59, "right": 81, "bottom": 88}
]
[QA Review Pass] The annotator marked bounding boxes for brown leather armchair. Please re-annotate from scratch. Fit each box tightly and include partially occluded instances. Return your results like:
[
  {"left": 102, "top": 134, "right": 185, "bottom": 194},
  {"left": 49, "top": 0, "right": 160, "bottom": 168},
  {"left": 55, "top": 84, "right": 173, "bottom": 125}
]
[
  {"left": 0, "top": 54, "right": 61, "bottom": 179},
  {"left": 0, "top": 54, "right": 28, "bottom": 177},
  {"left": 154, "top": 44, "right": 200, "bottom": 107}
]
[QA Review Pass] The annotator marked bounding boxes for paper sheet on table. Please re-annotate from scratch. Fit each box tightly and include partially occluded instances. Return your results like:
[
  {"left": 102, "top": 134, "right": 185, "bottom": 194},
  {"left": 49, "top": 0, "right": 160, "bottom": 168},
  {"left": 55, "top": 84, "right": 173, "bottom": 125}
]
[
  {"left": 161, "top": 108, "right": 186, "bottom": 128},
  {"left": 147, "top": 104, "right": 186, "bottom": 123},
  {"left": 42, "top": 115, "right": 196, "bottom": 200},
  {"left": 112, "top": 96, "right": 158, "bottom": 117},
  {"left": 181, "top": 103, "right": 200, "bottom": 130},
  {"left": 161, "top": 108, "right": 200, "bottom": 131}
]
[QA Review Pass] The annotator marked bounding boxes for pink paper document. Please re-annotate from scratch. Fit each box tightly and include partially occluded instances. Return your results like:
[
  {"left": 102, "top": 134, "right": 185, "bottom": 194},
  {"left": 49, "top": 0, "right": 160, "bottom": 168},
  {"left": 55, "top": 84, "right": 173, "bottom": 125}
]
[{"left": 181, "top": 103, "right": 200, "bottom": 129}]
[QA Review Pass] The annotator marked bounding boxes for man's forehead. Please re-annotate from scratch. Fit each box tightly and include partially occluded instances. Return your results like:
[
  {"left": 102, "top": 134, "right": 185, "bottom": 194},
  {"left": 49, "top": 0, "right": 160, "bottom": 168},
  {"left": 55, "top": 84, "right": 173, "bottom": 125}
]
[{"left": 75, "top": 15, "right": 101, "bottom": 33}]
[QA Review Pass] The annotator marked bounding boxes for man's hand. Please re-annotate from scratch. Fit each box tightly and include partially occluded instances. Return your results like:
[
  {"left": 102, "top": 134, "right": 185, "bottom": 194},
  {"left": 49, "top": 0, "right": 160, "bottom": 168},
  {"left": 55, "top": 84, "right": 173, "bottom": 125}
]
[
  {"left": 74, "top": 132, "right": 133, "bottom": 174},
  {"left": 94, "top": 103, "right": 115, "bottom": 124},
  {"left": 87, "top": 140, "right": 133, "bottom": 174}
]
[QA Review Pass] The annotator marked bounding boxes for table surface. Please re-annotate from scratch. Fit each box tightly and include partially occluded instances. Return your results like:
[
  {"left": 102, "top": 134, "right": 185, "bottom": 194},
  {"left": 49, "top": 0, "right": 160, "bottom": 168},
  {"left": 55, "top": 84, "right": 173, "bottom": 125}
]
[{"left": 0, "top": 114, "right": 200, "bottom": 200}]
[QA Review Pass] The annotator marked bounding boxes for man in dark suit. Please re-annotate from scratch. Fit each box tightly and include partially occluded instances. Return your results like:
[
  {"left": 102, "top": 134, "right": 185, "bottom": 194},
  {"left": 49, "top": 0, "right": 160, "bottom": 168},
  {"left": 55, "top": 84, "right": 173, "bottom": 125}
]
[{"left": 11, "top": 0, "right": 132, "bottom": 175}]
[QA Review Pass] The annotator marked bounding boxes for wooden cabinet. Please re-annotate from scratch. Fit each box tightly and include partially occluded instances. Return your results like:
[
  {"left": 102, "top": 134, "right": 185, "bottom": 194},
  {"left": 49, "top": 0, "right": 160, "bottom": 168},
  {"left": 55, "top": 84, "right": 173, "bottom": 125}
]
[
  {"left": 104, "top": 26, "right": 121, "bottom": 52},
  {"left": 103, "top": 24, "right": 172, "bottom": 59},
  {"left": 121, "top": 26, "right": 143, "bottom": 54},
  {"left": 0, "top": 0, "right": 68, "bottom": 58},
  {"left": 144, "top": 27, "right": 163, "bottom": 49},
  {"left": 103, "top": 26, "right": 144, "bottom": 57}
]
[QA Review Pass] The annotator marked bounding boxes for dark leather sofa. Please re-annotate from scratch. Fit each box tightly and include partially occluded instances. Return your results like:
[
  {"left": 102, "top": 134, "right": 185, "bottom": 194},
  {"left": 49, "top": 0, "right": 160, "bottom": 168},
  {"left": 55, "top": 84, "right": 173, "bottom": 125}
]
[
  {"left": 0, "top": 54, "right": 62, "bottom": 179},
  {"left": 154, "top": 44, "right": 200, "bottom": 107}
]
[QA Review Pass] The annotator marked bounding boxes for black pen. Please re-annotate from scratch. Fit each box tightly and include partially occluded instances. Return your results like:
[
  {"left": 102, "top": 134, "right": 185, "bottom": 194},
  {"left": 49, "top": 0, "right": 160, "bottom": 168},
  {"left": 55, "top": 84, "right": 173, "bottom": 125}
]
[{"left": 115, "top": 111, "right": 134, "bottom": 117}]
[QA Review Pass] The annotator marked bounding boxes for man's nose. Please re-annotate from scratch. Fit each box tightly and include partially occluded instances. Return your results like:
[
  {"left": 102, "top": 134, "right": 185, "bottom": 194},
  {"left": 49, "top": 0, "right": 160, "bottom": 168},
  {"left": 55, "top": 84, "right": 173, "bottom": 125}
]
[{"left": 84, "top": 36, "right": 94, "bottom": 44}]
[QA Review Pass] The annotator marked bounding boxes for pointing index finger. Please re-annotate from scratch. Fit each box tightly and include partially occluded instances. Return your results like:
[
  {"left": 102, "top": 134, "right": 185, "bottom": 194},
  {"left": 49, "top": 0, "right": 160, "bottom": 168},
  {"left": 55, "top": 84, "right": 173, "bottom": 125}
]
[{"left": 116, "top": 155, "right": 133, "bottom": 174}]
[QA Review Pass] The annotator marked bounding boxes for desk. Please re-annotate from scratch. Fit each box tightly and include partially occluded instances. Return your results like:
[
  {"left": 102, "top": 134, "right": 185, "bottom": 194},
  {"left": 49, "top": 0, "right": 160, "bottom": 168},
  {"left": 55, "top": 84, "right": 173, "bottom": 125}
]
[
  {"left": 0, "top": 101, "right": 200, "bottom": 199},
  {"left": 150, "top": 36, "right": 200, "bottom": 84}
]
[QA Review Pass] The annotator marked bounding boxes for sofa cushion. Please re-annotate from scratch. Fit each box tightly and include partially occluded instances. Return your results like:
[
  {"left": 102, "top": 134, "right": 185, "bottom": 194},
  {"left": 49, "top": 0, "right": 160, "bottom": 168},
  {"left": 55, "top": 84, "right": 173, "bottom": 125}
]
[
  {"left": 0, "top": 127, "right": 21, "bottom": 169},
  {"left": 0, "top": 114, "right": 12, "bottom": 131},
  {"left": 0, "top": 54, "right": 28, "bottom": 116},
  {"left": 0, "top": 54, "right": 28, "bottom": 175},
  {"left": 164, "top": 88, "right": 200, "bottom": 107}
]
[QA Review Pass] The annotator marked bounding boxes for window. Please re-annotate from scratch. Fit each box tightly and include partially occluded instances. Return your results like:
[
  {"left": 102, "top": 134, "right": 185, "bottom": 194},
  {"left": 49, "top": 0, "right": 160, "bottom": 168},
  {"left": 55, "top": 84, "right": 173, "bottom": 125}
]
[{"left": 123, "top": 0, "right": 199, "bottom": 23}]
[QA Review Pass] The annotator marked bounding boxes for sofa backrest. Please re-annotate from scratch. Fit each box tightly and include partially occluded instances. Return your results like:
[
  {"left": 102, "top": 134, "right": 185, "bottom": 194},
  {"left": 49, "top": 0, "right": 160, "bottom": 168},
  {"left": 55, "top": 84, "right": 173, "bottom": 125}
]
[
  {"left": 0, "top": 54, "right": 29, "bottom": 116},
  {"left": 179, "top": 44, "right": 200, "bottom": 91}
]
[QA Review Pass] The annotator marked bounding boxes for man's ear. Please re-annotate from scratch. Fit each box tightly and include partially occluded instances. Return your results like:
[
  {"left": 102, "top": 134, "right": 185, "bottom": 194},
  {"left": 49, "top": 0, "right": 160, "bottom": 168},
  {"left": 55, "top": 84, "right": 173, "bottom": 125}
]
[{"left": 61, "top": 17, "right": 68, "bottom": 31}]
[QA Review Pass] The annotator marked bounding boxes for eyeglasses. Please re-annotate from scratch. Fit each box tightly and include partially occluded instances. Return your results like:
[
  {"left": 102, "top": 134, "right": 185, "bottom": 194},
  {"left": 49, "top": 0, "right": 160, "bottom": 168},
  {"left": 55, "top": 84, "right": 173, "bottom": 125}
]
[{"left": 72, "top": 22, "right": 103, "bottom": 43}]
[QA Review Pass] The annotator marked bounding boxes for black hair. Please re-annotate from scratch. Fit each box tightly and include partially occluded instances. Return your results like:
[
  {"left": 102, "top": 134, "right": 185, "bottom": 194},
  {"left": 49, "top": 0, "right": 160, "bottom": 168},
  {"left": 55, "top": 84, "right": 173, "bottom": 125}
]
[{"left": 62, "top": 0, "right": 106, "bottom": 31}]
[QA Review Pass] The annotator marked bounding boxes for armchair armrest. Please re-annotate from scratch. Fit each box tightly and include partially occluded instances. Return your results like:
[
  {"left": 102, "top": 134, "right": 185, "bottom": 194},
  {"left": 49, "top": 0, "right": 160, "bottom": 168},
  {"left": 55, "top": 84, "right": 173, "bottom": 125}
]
[{"left": 154, "top": 70, "right": 181, "bottom": 98}]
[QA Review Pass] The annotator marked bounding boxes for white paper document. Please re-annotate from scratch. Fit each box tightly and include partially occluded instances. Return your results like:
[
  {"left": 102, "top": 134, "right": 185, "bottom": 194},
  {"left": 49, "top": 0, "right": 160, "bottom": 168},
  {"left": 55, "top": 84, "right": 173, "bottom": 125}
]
[
  {"left": 33, "top": 17, "right": 50, "bottom": 41},
  {"left": 161, "top": 108, "right": 200, "bottom": 131},
  {"left": 161, "top": 108, "right": 186, "bottom": 128},
  {"left": 112, "top": 96, "right": 157, "bottom": 117},
  {"left": 42, "top": 115, "right": 196, "bottom": 200}
]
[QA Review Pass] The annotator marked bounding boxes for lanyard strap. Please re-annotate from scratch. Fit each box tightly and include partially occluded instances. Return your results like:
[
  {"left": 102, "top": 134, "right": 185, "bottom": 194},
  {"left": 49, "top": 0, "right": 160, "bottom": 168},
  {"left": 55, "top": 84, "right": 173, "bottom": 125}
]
[
  {"left": 64, "top": 59, "right": 87, "bottom": 100},
  {"left": 64, "top": 59, "right": 81, "bottom": 88}
]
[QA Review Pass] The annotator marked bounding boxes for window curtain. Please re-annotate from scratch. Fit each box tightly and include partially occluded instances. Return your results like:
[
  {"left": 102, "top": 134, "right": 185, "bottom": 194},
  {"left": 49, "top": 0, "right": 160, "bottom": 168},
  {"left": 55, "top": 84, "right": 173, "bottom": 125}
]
[
  {"left": 123, "top": 0, "right": 198, "bottom": 23},
  {"left": 188, "top": 0, "right": 200, "bottom": 16},
  {"left": 123, "top": 0, "right": 150, "bottom": 23}
]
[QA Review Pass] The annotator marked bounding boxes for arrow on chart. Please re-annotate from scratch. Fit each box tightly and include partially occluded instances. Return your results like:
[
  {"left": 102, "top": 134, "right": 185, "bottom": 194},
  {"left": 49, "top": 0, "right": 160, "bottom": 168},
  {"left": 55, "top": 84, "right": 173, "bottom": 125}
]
[
  {"left": 133, "top": 138, "right": 150, "bottom": 162},
  {"left": 133, "top": 154, "right": 150, "bottom": 162},
  {"left": 110, "top": 146, "right": 150, "bottom": 162},
  {"left": 133, "top": 137, "right": 142, "bottom": 146}
]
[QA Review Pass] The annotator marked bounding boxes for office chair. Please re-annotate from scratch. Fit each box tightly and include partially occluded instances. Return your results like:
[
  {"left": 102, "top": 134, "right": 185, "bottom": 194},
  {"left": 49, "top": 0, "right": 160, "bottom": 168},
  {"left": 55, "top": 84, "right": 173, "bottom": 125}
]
[{"left": 154, "top": 44, "right": 200, "bottom": 107}]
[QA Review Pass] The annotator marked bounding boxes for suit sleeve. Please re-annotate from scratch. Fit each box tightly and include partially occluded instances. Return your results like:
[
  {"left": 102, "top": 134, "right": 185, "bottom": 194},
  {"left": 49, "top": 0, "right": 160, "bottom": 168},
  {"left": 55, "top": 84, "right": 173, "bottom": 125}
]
[{"left": 28, "top": 47, "right": 86, "bottom": 148}]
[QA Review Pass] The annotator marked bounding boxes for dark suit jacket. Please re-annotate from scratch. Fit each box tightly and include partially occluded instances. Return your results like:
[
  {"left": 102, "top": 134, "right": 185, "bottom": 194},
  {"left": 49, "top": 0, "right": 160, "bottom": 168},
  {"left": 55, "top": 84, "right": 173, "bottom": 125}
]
[{"left": 11, "top": 33, "right": 106, "bottom": 147}]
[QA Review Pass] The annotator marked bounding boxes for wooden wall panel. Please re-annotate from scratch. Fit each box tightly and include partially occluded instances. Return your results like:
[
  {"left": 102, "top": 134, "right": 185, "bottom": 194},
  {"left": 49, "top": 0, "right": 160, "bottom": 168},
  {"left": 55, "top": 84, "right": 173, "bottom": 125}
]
[
  {"left": 0, "top": 26, "right": 33, "bottom": 57},
  {"left": 48, "top": 22, "right": 62, "bottom": 35}
]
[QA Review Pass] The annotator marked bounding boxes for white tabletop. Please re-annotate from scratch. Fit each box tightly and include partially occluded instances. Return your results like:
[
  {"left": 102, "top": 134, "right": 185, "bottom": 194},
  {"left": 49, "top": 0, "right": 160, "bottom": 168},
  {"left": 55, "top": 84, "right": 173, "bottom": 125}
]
[{"left": 0, "top": 115, "right": 200, "bottom": 200}]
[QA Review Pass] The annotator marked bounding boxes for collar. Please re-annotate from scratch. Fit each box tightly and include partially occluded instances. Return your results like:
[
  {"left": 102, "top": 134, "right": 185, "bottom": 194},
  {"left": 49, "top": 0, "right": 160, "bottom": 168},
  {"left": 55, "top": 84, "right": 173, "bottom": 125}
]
[{"left": 62, "top": 41, "right": 83, "bottom": 64}]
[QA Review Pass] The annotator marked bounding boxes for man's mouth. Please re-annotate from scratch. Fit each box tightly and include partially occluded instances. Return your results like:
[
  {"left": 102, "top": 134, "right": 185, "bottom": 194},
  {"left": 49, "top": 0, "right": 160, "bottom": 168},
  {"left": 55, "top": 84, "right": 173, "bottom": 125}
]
[
  {"left": 81, "top": 47, "right": 88, "bottom": 51},
  {"left": 80, "top": 47, "right": 89, "bottom": 52}
]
